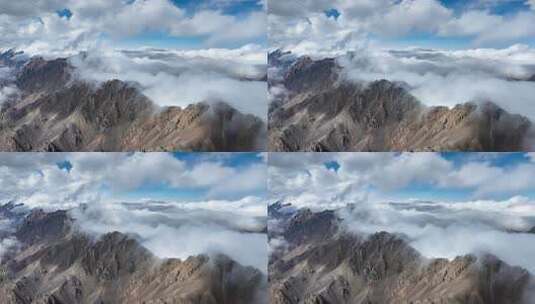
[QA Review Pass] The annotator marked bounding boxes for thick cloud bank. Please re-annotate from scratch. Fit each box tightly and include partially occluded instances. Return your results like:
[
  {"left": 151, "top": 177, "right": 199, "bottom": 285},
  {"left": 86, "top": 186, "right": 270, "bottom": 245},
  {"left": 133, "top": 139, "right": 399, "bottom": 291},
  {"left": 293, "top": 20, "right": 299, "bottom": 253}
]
[
  {"left": 0, "top": 153, "right": 266, "bottom": 208},
  {"left": 269, "top": 0, "right": 535, "bottom": 122},
  {"left": 71, "top": 198, "right": 267, "bottom": 272},
  {"left": 269, "top": 152, "right": 535, "bottom": 273},
  {"left": 337, "top": 44, "right": 535, "bottom": 121},
  {"left": 270, "top": 153, "right": 535, "bottom": 206},
  {"left": 0, "top": 153, "right": 267, "bottom": 271},
  {"left": 69, "top": 45, "right": 267, "bottom": 118},
  {"left": 339, "top": 196, "right": 535, "bottom": 274}
]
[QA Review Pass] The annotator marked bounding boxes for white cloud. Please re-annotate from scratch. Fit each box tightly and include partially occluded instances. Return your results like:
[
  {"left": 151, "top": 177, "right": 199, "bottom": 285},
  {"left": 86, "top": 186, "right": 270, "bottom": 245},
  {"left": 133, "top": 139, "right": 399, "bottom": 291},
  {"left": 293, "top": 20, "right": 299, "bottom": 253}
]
[
  {"left": 0, "top": 237, "right": 20, "bottom": 263},
  {"left": 0, "top": 0, "right": 266, "bottom": 54},
  {"left": 0, "top": 152, "right": 266, "bottom": 209},
  {"left": 270, "top": 153, "right": 535, "bottom": 272},
  {"left": 170, "top": 10, "right": 266, "bottom": 46},
  {"left": 0, "top": 152, "right": 267, "bottom": 271},
  {"left": 71, "top": 199, "right": 267, "bottom": 272},
  {"left": 269, "top": 153, "right": 535, "bottom": 208},
  {"left": 0, "top": 2, "right": 267, "bottom": 121},
  {"left": 268, "top": 237, "right": 288, "bottom": 255},
  {"left": 339, "top": 196, "right": 535, "bottom": 273},
  {"left": 269, "top": 0, "right": 535, "bottom": 54},
  {"left": 336, "top": 44, "right": 535, "bottom": 122},
  {"left": 440, "top": 10, "right": 535, "bottom": 46},
  {"left": 269, "top": 1, "right": 535, "bottom": 126},
  {"left": 69, "top": 46, "right": 267, "bottom": 118},
  {"left": 378, "top": 0, "right": 452, "bottom": 36},
  {"left": 0, "top": 85, "right": 19, "bottom": 104}
]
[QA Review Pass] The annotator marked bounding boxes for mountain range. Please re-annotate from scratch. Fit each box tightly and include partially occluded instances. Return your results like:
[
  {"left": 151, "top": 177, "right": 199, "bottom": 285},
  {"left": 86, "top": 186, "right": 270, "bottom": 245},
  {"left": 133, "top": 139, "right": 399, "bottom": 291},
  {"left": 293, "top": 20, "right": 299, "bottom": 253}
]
[
  {"left": 0, "top": 202, "right": 267, "bottom": 304},
  {"left": 268, "top": 202, "right": 535, "bottom": 304},
  {"left": 0, "top": 50, "right": 265, "bottom": 151},
  {"left": 268, "top": 50, "right": 533, "bottom": 152}
]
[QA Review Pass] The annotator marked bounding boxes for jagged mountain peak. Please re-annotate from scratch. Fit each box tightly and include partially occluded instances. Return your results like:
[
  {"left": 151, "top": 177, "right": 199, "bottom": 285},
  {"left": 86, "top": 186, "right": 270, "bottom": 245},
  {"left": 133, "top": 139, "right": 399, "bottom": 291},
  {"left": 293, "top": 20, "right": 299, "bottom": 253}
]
[
  {"left": 269, "top": 55, "right": 532, "bottom": 151},
  {"left": 15, "top": 208, "right": 72, "bottom": 245},
  {"left": 0, "top": 55, "right": 265, "bottom": 152},
  {"left": 15, "top": 56, "right": 71, "bottom": 93},
  {"left": 0, "top": 207, "right": 267, "bottom": 304},
  {"left": 270, "top": 206, "right": 534, "bottom": 304}
]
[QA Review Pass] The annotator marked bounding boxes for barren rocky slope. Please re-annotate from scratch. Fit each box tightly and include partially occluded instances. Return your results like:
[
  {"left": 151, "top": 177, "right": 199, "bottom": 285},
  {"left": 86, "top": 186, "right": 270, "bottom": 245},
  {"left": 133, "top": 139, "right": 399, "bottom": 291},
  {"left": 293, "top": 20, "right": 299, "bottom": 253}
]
[
  {"left": 0, "top": 203, "right": 267, "bottom": 304},
  {"left": 0, "top": 50, "right": 265, "bottom": 151},
  {"left": 268, "top": 50, "right": 532, "bottom": 151},
  {"left": 268, "top": 202, "right": 534, "bottom": 304}
]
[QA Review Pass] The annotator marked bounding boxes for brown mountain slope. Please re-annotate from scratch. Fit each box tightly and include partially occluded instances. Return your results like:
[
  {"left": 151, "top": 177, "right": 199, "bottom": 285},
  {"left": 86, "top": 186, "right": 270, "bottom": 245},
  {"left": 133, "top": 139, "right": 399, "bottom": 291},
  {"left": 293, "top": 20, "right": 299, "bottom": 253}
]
[
  {"left": 269, "top": 204, "right": 534, "bottom": 304},
  {"left": 268, "top": 51, "right": 532, "bottom": 152},
  {"left": 0, "top": 206, "right": 267, "bottom": 304},
  {"left": 0, "top": 54, "right": 265, "bottom": 151}
]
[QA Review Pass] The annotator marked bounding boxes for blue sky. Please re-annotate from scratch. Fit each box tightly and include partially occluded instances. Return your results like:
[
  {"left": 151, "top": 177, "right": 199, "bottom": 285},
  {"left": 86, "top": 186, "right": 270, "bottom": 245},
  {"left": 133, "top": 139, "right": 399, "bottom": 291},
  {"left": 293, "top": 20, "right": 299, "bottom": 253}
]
[
  {"left": 454, "top": 0, "right": 533, "bottom": 48},
  {"left": 123, "top": 0, "right": 266, "bottom": 49},
  {"left": 16, "top": 152, "right": 269, "bottom": 205},
  {"left": 269, "top": 0, "right": 535, "bottom": 53},
  {"left": 300, "top": 152, "right": 535, "bottom": 203},
  {"left": 106, "top": 153, "right": 266, "bottom": 202},
  {"left": 172, "top": 0, "right": 263, "bottom": 15},
  {"left": 118, "top": 183, "right": 209, "bottom": 201},
  {"left": 397, "top": 10, "right": 531, "bottom": 48},
  {"left": 440, "top": 152, "right": 532, "bottom": 167},
  {"left": 172, "top": 152, "right": 265, "bottom": 168},
  {"left": 389, "top": 153, "right": 535, "bottom": 202},
  {"left": 322, "top": 156, "right": 476, "bottom": 202},
  {"left": 378, "top": 34, "right": 474, "bottom": 50},
  {"left": 0, "top": 0, "right": 267, "bottom": 54},
  {"left": 395, "top": 0, "right": 535, "bottom": 49},
  {"left": 49, "top": 153, "right": 535, "bottom": 205},
  {"left": 440, "top": 0, "right": 530, "bottom": 14},
  {"left": 120, "top": 32, "right": 205, "bottom": 49}
]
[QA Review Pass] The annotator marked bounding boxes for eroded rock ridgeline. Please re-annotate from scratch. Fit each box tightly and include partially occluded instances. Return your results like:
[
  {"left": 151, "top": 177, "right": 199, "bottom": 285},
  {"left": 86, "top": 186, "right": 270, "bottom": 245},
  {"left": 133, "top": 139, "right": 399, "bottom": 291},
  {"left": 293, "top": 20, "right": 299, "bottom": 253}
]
[{"left": 268, "top": 50, "right": 532, "bottom": 152}]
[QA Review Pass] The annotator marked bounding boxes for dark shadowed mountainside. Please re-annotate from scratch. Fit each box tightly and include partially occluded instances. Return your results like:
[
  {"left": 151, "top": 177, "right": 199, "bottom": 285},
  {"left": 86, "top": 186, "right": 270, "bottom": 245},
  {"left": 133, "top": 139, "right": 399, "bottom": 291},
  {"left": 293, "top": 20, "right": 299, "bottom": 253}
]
[
  {"left": 0, "top": 203, "right": 267, "bottom": 304},
  {"left": 268, "top": 51, "right": 532, "bottom": 152},
  {"left": 268, "top": 203, "right": 534, "bottom": 304},
  {"left": 0, "top": 50, "right": 265, "bottom": 152}
]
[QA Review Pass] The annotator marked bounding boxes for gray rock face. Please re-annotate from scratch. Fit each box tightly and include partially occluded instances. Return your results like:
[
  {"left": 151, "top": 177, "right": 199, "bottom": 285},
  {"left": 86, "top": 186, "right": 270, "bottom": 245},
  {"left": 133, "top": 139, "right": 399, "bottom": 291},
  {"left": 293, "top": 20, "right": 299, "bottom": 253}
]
[
  {"left": 0, "top": 53, "right": 265, "bottom": 151},
  {"left": 0, "top": 50, "right": 26, "bottom": 69},
  {"left": 268, "top": 51, "right": 532, "bottom": 151},
  {"left": 0, "top": 206, "right": 267, "bottom": 304},
  {"left": 269, "top": 204, "right": 534, "bottom": 304}
]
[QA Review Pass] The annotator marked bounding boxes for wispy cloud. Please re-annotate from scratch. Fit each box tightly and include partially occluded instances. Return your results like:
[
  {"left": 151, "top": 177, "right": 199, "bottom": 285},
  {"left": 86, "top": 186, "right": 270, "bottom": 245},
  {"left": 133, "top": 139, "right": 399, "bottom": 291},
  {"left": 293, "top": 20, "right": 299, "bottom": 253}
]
[
  {"left": 0, "top": 152, "right": 266, "bottom": 208},
  {"left": 269, "top": 0, "right": 535, "bottom": 52},
  {"left": 270, "top": 152, "right": 535, "bottom": 273},
  {"left": 0, "top": 152, "right": 267, "bottom": 271},
  {"left": 0, "top": 0, "right": 266, "bottom": 54}
]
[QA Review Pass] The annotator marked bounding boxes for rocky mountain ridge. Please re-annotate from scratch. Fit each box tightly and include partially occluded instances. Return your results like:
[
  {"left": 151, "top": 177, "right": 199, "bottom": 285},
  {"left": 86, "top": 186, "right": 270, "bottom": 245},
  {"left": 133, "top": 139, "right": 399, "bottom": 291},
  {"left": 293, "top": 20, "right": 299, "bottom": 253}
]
[
  {"left": 268, "top": 50, "right": 533, "bottom": 151},
  {"left": 0, "top": 50, "right": 265, "bottom": 151},
  {"left": 0, "top": 203, "right": 267, "bottom": 303},
  {"left": 269, "top": 203, "right": 535, "bottom": 304}
]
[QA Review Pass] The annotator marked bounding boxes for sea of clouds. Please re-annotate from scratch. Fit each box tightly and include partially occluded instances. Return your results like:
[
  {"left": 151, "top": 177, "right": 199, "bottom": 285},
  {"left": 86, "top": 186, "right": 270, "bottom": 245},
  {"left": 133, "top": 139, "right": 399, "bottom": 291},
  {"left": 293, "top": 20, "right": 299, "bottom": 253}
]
[
  {"left": 0, "top": 153, "right": 268, "bottom": 272},
  {"left": 269, "top": 152, "right": 535, "bottom": 273}
]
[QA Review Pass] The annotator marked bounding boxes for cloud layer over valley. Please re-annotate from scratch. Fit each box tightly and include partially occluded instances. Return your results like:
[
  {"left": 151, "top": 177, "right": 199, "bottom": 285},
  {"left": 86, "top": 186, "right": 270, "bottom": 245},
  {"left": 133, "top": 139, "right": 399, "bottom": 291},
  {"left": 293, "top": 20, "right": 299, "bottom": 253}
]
[
  {"left": 269, "top": 0, "right": 535, "bottom": 122},
  {"left": 337, "top": 44, "right": 535, "bottom": 122},
  {"left": 269, "top": 152, "right": 535, "bottom": 273},
  {"left": 0, "top": 0, "right": 268, "bottom": 119},
  {"left": 0, "top": 0, "right": 266, "bottom": 55},
  {"left": 0, "top": 152, "right": 267, "bottom": 272},
  {"left": 69, "top": 45, "right": 267, "bottom": 118}
]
